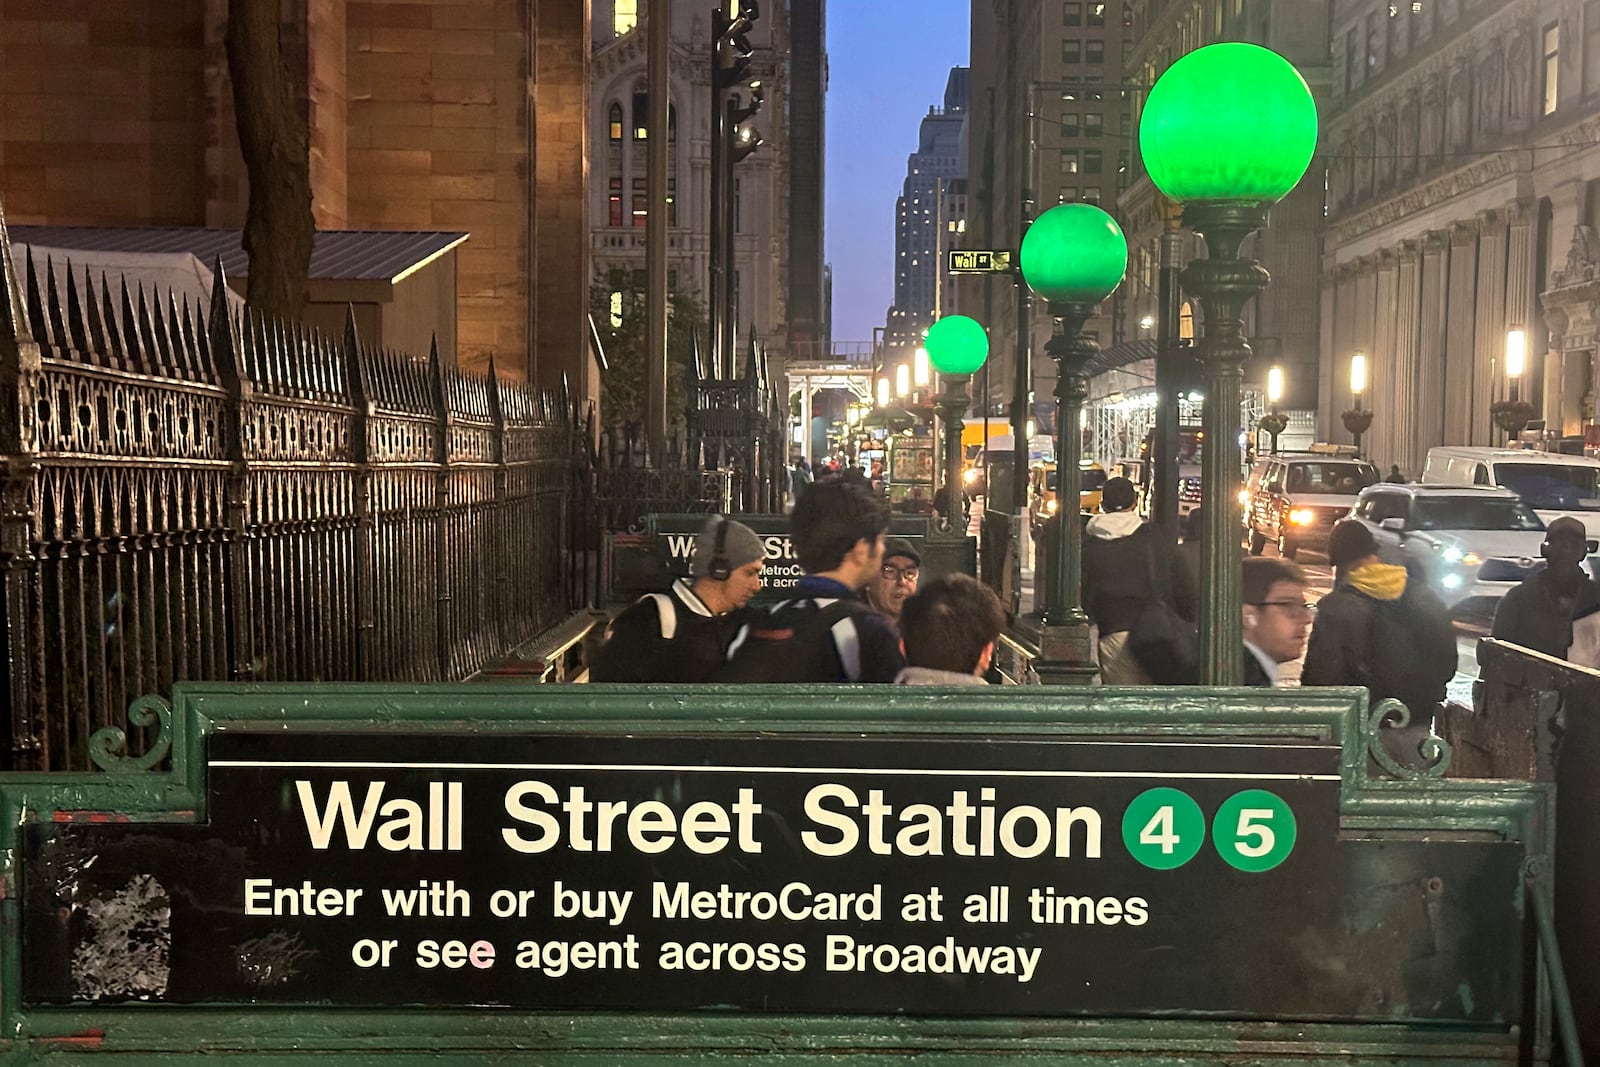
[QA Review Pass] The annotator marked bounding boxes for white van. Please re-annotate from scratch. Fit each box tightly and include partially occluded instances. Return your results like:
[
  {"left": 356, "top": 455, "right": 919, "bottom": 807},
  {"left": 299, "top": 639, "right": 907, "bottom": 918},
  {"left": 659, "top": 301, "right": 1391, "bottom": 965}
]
[{"left": 1421, "top": 446, "right": 1600, "bottom": 537}]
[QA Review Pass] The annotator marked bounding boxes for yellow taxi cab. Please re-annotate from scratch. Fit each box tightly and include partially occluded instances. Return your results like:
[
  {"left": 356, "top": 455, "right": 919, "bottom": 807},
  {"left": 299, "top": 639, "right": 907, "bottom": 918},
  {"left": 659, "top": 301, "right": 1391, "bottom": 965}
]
[{"left": 1028, "top": 461, "right": 1108, "bottom": 531}]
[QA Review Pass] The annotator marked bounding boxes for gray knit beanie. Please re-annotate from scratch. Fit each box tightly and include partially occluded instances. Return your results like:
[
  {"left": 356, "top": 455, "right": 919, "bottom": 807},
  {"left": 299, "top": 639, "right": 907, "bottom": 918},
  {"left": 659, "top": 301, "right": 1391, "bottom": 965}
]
[{"left": 691, "top": 516, "right": 766, "bottom": 577}]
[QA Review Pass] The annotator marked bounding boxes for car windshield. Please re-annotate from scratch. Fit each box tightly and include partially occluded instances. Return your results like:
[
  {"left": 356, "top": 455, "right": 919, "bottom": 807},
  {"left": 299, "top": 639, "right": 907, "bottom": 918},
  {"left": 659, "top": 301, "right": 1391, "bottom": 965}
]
[
  {"left": 1411, "top": 496, "right": 1544, "bottom": 531},
  {"left": 1043, "top": 469, "right": 1103, "bottom": 492},
  {"left": 1496, "top": 463, "right": 1600, "bottom": 511},
  {"left": 1284, "top": 462, "right": 1379, "bottom": 494}
]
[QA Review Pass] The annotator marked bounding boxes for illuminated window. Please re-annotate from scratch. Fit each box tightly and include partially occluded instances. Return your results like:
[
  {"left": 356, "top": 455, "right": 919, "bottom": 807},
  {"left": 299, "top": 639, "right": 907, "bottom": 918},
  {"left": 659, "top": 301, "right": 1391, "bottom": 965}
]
[
  {"left": 608, "top": 177, "right": 623, "bottom": 226},
  {"left": 1061, "top": 150, "right": 1080, "bottom": 174},
  {"left": 613, "top": 0, "right": 637, "bottom": 36},
  {"left": 608, "top": 102, "right": 623, "bottom": 142},
  {"left": 1088, "top": 3, "right": 1106, "bottom": 26}
]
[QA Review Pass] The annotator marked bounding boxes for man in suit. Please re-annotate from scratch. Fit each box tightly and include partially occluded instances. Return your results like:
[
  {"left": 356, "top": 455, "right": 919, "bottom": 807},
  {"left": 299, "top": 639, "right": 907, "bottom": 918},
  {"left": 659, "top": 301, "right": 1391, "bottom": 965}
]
[{"left": 1241, "top": 557, "right": 1311, "bottom": 686}]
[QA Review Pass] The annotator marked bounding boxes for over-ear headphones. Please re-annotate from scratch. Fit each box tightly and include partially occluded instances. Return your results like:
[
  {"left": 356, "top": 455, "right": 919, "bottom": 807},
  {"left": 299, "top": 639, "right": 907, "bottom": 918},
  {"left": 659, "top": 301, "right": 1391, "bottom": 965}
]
[{"left": 708, "top": 516, "right": 733, "bottom": 580}]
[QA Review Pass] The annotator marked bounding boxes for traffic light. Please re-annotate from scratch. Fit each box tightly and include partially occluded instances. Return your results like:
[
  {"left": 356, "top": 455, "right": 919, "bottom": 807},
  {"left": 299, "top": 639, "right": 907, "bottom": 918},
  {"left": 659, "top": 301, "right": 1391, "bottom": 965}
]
[{"left": 714, "top": 1, "right": 759, "bottom": 89}]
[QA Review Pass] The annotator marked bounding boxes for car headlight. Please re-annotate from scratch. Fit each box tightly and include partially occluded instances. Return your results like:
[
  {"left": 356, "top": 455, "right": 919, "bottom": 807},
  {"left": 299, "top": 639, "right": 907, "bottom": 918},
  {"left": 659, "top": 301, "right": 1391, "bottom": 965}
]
[
  {"left": 1288, "top": 508, "right": 1316, "bottom": 526},
  {"left": 1460, "top": 552, "right": 1481, "bottom": 566},
  {"left": 1440, "top": 573, "right": 1463, "bottom": 590},
  {"left": 1045, "top": 499, "right": 1057, "bottom": 513},
  {"left": 1237, "top": 489, "right": 1251, "bottom": 507},
  {"left": 1439, "top": 546, "right": 1483, "bottom": 567},
  {"left": 963, "top": 469, "right": 979, "bottom": 484}
]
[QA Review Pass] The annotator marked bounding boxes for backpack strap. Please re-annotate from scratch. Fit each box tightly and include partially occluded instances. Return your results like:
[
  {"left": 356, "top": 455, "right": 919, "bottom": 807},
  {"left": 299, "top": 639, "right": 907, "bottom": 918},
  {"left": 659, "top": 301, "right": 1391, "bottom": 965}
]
[
  {"left": 643, "top": 593, "right": 678, "bottom": 640},
  {"left": 811, "top": 597, "right": 873, "bottom": 681}
]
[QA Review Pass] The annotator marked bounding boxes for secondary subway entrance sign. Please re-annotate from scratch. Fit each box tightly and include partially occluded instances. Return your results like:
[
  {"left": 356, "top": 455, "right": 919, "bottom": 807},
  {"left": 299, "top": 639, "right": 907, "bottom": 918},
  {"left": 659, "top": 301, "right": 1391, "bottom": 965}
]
[{"left": 23, "top": 729, "right": 1521, "bottom": 1020}]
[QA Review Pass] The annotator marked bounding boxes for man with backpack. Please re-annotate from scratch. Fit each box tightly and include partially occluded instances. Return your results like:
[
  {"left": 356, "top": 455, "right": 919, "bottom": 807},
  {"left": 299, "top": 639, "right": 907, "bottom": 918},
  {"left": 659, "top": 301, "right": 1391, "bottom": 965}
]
[
  {"left": 1082, "top": 477, "right": 1196, "bottom": 683},
  {"left": 1302, "top": 520, "right": 1458, "bottom": 745},
  {"left": 589, "top": 515, "right": 766, "bottom": 683},
  {"left": 719, "top": 473, "right": 906, "bottom": 683}
]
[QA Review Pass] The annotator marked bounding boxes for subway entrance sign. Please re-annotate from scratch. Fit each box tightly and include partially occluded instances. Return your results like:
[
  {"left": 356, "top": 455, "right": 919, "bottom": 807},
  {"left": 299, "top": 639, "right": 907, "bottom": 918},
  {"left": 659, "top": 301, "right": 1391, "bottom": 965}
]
[
  {"left": 947, "top": 249, "right": 1014, "bottom": 274},
  {"left": 0, "top": 686, "right": 1568, "bottom": 1062}
]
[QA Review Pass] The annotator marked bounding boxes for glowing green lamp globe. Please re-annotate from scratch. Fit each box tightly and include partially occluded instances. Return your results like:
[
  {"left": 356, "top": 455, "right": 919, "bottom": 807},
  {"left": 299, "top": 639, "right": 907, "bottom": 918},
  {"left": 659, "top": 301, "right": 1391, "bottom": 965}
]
[
  {"left": 1019, "top": 204, "right": 1127, "bottom": 305},
  {"left": 1139, "top": 42, "right": 1318, "bottom": 204},
  {"left": 924, "top": 315, "right": 989, "bottom": 376}
]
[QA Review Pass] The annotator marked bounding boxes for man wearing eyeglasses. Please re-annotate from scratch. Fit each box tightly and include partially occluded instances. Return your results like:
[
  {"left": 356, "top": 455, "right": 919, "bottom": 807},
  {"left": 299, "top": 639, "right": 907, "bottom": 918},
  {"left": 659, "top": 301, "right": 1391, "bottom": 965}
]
[
  {"left": 865, "top": 538, "right": 921, "bottom": 625},
  {"left": 1241, "top": 557, "right": 1313, "bottom": 686}
]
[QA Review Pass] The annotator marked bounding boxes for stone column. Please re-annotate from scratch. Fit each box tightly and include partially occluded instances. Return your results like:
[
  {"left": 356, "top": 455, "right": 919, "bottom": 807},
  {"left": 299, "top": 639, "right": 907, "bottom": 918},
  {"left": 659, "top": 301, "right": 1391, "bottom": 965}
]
[
  {"left": 1317, "top": 255, "right": 1338, "bottom": 441},
  {"left": 532, "top": 0, "right": 594, "bottom": 396},
  {"left": 1352, "top": 257, "right": 1378, "bottom": 453},
  {"left": 1393, "top": 240, "right": 1423, "bottom": 476},
  {"left": 1372, "top": 249, "right": 1398, "bottom": 464},
  {"left": 1473, "top": 209, "right": 1508, "bottom": 444},
  {"left": 1444, "top": 219, "right": 1480, "bottom": 444},
  {"left": 1418, "top": 230, "right": 1450, "bottom": 460},
  {"left": 1329, "top": 262, "right": 1360, "bottom": 441},
  {"left": 1504, "top": 198, "right": 1540, "bottom": 412}
]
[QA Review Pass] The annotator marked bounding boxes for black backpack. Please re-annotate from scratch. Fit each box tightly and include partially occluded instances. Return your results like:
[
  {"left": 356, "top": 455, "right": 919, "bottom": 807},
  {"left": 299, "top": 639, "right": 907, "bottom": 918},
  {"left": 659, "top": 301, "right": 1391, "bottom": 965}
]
[
  {"left": 1361, "top": 587, "right": 1457, "bottom": 714},
  {"left": 712, "top": 597, "right": 875, "bottom": 683}
]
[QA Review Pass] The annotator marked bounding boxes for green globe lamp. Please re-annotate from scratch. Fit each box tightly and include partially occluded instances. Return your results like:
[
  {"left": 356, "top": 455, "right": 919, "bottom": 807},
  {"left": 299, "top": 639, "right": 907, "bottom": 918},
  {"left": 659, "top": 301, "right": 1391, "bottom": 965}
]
[
  {"left": 924, "top": 315, "right": 990, "bottom": 536},
  {"left": 1017, "top": 203, "right": 1128, "bottom": 684},
  {"left": 1139, "top": 41, "right": 1318, "bottom": 685}
]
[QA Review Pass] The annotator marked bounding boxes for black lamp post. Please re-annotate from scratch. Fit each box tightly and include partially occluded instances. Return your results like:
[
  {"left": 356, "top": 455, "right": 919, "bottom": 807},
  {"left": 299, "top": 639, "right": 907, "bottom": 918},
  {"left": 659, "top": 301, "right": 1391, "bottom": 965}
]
[
  {"left": 924, "top": 315, "right": 990, "bottom": 538},
  {"left": 1138, "top": 42, "right": 1319, "bottom": 685},
  {"left": 1017, "top": 204, "right": 1129, "bottom": 686}
]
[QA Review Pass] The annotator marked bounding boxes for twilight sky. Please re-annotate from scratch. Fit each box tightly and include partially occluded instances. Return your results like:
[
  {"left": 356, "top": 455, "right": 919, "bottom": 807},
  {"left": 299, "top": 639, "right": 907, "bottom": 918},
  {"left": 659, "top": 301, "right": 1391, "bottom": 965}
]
[{"left": 825, "top": 1, "right": 971, "bottom": 346}]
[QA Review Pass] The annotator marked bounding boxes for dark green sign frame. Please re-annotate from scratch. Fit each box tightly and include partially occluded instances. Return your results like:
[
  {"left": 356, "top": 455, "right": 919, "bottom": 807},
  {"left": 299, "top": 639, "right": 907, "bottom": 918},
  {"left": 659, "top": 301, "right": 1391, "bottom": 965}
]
[{"left": 0, "top": 684, "right": 1569, "bottom": 1063}]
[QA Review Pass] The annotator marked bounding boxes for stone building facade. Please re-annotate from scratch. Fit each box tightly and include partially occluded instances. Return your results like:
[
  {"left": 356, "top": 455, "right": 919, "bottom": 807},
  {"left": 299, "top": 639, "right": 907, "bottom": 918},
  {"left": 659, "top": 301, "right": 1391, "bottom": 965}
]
[
  {"left": 964, "top": 0, "right": 1135, "bottom": 423},
  {"left": 1117, "top": 0, "right": 1330, "bottom": 419},
  {"left": 588, "top": 1, "right": 797, "bottom": 371},
  {"left": 0, "top": 1, "right": 590, "bottom": 391},
  {"left": 1323, "top": 0, "right": 1600, "bottom": 471}
]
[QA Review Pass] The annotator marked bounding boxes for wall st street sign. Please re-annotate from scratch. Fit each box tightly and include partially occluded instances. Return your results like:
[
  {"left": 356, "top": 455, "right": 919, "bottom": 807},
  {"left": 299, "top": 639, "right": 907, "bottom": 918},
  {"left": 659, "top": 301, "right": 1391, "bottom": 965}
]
[{"left": 947, "top": 250, "right": 1013, "bottom": 274}]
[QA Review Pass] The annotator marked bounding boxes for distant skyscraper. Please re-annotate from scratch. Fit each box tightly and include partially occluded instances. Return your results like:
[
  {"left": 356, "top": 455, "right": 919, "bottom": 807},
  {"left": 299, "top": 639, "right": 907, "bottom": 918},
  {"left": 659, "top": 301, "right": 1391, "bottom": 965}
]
[{"left": 887, "top": 68, "right": 968, "bottom": 347}]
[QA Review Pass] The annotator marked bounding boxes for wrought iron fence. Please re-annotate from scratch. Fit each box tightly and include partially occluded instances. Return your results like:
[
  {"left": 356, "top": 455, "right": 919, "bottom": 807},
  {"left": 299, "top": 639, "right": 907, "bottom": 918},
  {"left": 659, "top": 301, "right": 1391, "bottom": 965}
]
[{"left": 0, "top": 218, "right": 592, "bottom": 771}]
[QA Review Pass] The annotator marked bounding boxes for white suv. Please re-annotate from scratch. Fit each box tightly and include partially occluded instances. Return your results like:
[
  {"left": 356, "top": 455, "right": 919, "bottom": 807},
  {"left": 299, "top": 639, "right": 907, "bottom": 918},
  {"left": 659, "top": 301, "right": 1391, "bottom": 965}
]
[{"left": 1349, "top": 483, "right": 1547, "bottom": 618}]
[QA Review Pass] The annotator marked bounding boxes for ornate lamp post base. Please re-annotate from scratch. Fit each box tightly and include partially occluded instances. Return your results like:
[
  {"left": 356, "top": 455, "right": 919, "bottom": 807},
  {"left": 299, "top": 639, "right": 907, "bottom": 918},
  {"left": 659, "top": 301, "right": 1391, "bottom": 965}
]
[{"left": 1033, "top": 619, "right": 1099, "bottom": 685}]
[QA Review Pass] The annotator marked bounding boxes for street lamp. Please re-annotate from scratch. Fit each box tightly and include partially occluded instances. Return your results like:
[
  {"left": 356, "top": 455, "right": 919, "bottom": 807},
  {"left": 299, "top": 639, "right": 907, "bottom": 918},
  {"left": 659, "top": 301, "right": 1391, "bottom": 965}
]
[
  {"left": 1018, "top": 202, "right": 1128, "bottom": 686},
  {"left": 1259, "top": 365, "right": 1287, "bottom": 455},
  {"left": 925, "top": 315, "right": 989, "bottom": 535},
  {"left": 876, "top": 377, "right": 890, "bottom": 408},
  {"left": 913, "top": 346, "right": 931, "bottom": 389},
  {"left": 1342, "top": 352, "right": 1372, "bottom": 456},
  {"left": 1140, "top": 41, "right": 1318, "bottom": 685},
  {"left": 1493, "top": 326, "right": 1533, "bottom": 440},
  {"left": 895, "top": 363, "right": 911, "bottom": 398}
]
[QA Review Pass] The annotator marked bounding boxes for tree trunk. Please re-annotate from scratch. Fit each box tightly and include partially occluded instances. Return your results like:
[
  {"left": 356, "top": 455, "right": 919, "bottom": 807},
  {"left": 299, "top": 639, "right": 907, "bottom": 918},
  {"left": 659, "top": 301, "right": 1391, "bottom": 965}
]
[{"left": 225, "top": 0, "right": 313, "bottom": 321}]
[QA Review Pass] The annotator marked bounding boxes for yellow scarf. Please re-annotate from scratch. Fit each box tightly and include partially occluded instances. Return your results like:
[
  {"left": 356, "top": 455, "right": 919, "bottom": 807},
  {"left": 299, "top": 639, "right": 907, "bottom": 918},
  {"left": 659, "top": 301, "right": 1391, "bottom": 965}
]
[{"left": 1345, "top": 561, "right": 1407, "bottom": 601}]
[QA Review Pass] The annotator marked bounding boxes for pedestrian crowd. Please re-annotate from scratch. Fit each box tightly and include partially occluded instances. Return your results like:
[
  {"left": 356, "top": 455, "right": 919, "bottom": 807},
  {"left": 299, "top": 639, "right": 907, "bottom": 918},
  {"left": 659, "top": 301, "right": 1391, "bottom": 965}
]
[
  {"left": 593, "top": 470, "right": 1600, "bottom": 745},
  {"left": 589, "top": 471, "right": 1004, "bottom": 685}
]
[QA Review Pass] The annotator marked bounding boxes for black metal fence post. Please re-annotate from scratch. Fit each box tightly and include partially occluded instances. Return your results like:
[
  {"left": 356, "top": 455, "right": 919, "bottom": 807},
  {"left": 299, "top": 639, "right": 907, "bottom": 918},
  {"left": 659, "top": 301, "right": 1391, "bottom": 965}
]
[{"left": 0, "top": 208, "right": 45, "bottom": 769}]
